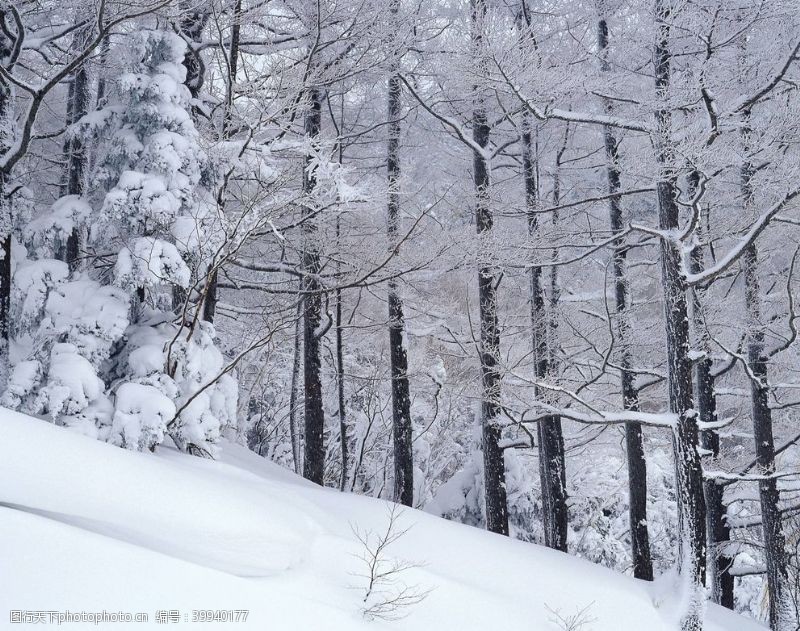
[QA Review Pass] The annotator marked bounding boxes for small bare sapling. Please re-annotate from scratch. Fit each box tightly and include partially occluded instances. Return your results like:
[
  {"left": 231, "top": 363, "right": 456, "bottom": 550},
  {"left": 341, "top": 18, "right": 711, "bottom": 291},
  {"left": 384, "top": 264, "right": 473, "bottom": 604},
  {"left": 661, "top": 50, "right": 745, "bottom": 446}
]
[
  {"left": 350, "top": 503, "right": 432, "bottom": 620},
  {"left": 544, "top": 601, "right": 597, "bottom": 631}
]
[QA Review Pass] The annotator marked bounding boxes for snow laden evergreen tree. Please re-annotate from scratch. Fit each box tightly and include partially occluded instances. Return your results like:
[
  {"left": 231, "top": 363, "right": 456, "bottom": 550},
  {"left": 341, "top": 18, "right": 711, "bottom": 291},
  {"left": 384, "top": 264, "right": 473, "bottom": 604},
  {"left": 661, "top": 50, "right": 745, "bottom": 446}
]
[
  {"left": 94, "top": 29, "right": 237, "bottom": 454},
  {"left": 6, "top": 30, "right": 237, "bottom": 456}
]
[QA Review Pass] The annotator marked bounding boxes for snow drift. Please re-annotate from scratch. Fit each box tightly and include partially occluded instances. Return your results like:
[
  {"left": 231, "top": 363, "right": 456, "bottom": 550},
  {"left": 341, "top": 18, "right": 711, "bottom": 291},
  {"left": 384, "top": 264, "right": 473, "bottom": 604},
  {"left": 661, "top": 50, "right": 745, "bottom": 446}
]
[{"left": 0, "top": 409, "right": 762, "bottom": 630}]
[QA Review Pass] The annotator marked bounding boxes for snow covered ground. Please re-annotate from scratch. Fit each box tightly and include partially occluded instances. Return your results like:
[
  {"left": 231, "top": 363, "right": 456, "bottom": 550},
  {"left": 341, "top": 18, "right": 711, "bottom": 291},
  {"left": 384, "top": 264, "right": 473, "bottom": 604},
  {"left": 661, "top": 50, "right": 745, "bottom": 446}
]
[{"left": 1, "top": 410, "right": 763, "bottom": 630}]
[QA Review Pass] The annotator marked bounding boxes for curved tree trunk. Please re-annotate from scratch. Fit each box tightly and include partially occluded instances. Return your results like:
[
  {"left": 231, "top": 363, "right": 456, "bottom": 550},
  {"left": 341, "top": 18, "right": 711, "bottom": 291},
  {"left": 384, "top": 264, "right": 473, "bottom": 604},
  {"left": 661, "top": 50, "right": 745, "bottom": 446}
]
[{"left": 179, "top": 1, "right": 211, "bottom": 116}]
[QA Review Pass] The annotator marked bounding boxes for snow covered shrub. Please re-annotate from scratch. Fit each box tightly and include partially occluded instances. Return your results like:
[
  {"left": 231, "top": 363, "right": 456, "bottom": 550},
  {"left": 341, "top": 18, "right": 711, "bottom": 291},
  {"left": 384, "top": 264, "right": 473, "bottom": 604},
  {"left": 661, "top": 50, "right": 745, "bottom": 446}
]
[
  {"left": 24, "top": 196, "right": 91, "bottom": 260},
  {"left": 5, "top": 242, "right": 128, "bottom": 423},
  {"left": 42, "top": 277, "right": 130, "bottom": 366},
  {"left": 426, "top": 440, "right": 540, "bottom": 540},
  {"left": 106, "top": 314, "right": 237, "bottom": 454},
  {"left": 110, "top": 382, "right": 175, "bottom": 451},
  {"left": 10, "top": 253, "right": 69, "bottom": 339},
  {"left": 425, "top": 428, "right": 680, "bottom": 577},
  {"left": 39, "top": 343, "right": 106, "bottom": 419},
  {"left": 114, "top": 237, "right": 191, "bottom": 294}
]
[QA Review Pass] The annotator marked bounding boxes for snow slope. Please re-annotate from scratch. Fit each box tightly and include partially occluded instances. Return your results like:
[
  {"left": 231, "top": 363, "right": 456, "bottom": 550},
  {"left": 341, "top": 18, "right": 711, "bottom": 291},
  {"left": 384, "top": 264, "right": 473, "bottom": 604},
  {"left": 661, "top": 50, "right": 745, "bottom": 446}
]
[{"left": 0, "top": 410, "right": 762, "bottom": 630}]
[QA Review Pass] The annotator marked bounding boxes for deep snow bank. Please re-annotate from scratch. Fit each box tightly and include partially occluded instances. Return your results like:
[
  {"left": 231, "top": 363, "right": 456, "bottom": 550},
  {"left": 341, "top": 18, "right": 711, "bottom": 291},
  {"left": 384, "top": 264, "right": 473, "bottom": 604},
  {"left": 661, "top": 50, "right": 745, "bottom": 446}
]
[{"left": 0, "top": 410, "right": 762, "bottom": 630}]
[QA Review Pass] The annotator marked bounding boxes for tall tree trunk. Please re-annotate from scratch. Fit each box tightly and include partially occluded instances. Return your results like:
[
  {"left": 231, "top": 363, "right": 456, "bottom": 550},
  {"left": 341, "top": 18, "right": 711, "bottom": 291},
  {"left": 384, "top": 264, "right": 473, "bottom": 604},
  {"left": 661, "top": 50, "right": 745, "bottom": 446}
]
[
  {"left": 62, "top": 25, "right": 92, "bottom": 272},
  {"left": 531, "top": 126, "right": 567, "bottom": 552},
  {"left": 473, "top": 0, "right": 508, "bottom": 536},
  {"left": 203, "top": 0, "right": 242, "bottom": 324},
  {"left": 335, "top": 280, "right": 348, "bottom": 491},
  {"left": 387, "top": 0, "right": 413, "bottom": 506},
  {"left": 515, "top": 0, "right": 564, "bottom": 548},
  {"left": 687, "top": 170, "right": 733, "bottom": 608},
  {"left": 696, "top": 348, "right": 734, "bottom": 608},
  {"left": 173, "top": 4, "right": 210, "bottom": 315},
  {"left": 0, "top": 16, "right": 14, "bottom": 392},
  {"left": 0, "top": 172, "right": 9, "bottom": 393},
  {"left": 741, "top": 124, "right": 790, "bottom": 630},
  {"left": 288, "top": 297, "right": 304, "bottom": 474},
  {"left": 597, "top": 11, "right": 652, "bottom": 580},
  {"left": 301, "top": 86, "right": 326, "bottom": 485},
  {"left": 653, "top": 3, "right": 706, "bottom": 628}
]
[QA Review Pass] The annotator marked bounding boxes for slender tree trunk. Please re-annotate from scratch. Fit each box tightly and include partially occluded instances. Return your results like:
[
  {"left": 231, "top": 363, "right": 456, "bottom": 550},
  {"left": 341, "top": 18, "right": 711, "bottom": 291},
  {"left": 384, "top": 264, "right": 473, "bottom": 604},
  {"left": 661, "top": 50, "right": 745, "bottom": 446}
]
[
  {"left": 473, "top": 0, "right": 508, "bottom": 535},
  {"left": 515, "top": 0, "right": 564, "bottom": 548},
  {"left": 653, "top": 3, "right": 706, "bottom": 628},
  {"left": 531, "top": 126, "right": 567, "bottom": 552},
  {"left": 335, "top": 281, "right": 348, "bottom": 491},
  {"left": 172, "top": 4, "right": 210, "bottom": 315},
  {"left": 696, "top": 353, "right": 733, "bottom": 608},
  {"left": 62, "top": 26, "right": 91, "bottom": 272},
  {"left": 687, "top": 170, "right": 733, "bottom": 608},
  {"left": 301, "top": 87, "right": 326, "bottom": 485},
  {"left": 95, "top": 36, "right": 110, "bottom": 109},
  {"left": 0, "top": 19, "right": 13, "bottom": 391},
  {"left": 288, "top": 297, "right": 304, "bottom": 474},
  {"left": 597, "top": 12, "right": 652, "bottom": 580},
  {"left": 0, "top": 172, "right": 9, "bottom": 393},
  {"left": 203, "top": 0, "right": 242, "bottom": 324},
  {"left": 741, "top": 128, "right": 790, "bottom": 630},
  {"left": 387, "top": 0, "right": 414, "bottom": 506}
]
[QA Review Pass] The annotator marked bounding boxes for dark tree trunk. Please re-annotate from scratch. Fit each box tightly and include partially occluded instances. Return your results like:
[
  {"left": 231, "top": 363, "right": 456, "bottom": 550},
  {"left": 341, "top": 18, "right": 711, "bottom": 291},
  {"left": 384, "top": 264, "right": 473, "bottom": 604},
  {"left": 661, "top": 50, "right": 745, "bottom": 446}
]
[
  {"left": 179, "top": 2, "right": 210, "bottom": 114},
  {"left": 301, "top": 87, "right": 326, "bottom": 486},
  {"left": 387, "top": 4, "right": 414, "bottom": 506},
  {"left": 222, "top": 0, "right": 242, "bottom": 140},
  {"left": 696, "top": 356, "right": 734, "bottom": 608},
  {"left": 597, "top": 13, "right": 652, "bottom": 580},
  {"left": 95, "top": 36, "right": 110, "bottom": 109},
  {"left": 515, "top": 0, "right": 565, "bottom": 551},
  {"left": 741, "top": 144, "right": 789, "bottom": 630},
  {"left": 0, "top": 176, "right": 9, "bottom": 392},
  {"left": 687, "top": 170, "right": 733, "bottom": 608},
  {"left": 62, "top": 26, "right": 92, "bottom": 272},
  {"left": 202, "top": 269, "right": 218, "bottom": 323},
  {"left": 335, "top": 282, "right": 348, "bottom": 491},
  {"left": 0, "top": 20, "right": 13, "bottom": 390},
  {"left": 535, "top": 128, "right": 568, "bottom": 552},
  {"left": 172, "top": 5, "right": 210, "bottom": 317},
  {"left": 653, "top": 3, "right": 706, "bottom": 628},
  {"left": 289, "top": 297, "right": 304, "bottom": 474},
  {"left": 473, "top": 0, "right": 508, "bottom": 536},
  {"left": 203, "top": 0, "right": 242, "bottom": 324}
]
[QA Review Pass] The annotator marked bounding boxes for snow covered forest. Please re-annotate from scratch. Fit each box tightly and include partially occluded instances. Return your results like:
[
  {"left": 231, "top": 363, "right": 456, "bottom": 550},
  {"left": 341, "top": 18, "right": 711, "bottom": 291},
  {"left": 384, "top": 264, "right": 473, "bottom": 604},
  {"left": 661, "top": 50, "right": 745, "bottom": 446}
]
[{"left": 3, "top": 0, "right": 800, "bottom": 629}]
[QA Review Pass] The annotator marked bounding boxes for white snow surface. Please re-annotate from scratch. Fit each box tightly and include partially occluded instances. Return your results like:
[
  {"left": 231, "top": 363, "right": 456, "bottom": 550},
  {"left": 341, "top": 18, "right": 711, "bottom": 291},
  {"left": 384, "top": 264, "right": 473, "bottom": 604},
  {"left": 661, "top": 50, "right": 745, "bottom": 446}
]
[{"left": 0, "top": 410, "right": 763, "bottom": 630}]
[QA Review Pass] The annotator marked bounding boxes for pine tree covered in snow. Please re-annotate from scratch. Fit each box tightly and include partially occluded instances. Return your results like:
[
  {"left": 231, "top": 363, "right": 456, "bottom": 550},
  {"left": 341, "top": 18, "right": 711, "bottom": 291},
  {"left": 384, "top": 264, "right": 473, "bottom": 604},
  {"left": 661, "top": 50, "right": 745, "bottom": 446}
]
[{"left": 5, "top": 29, "right": 236, "bottom": 455}]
